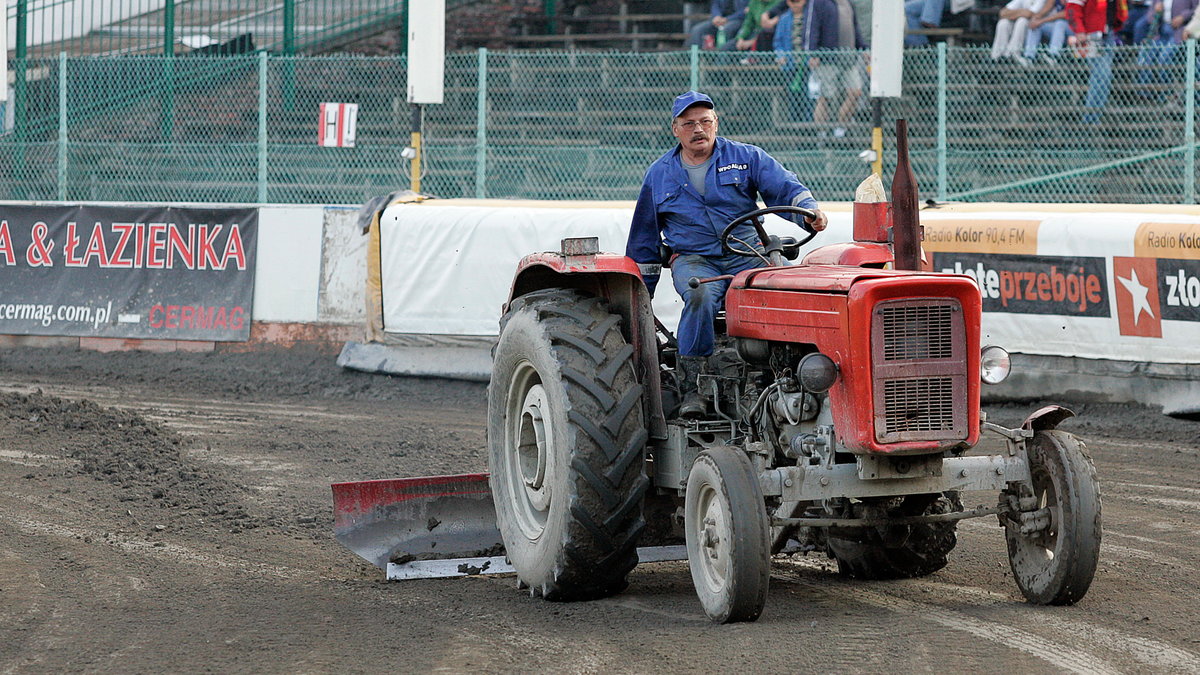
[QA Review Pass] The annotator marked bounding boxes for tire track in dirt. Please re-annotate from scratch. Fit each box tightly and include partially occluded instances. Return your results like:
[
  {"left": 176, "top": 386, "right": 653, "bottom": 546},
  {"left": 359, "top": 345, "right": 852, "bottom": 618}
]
[
  {"left": 774, "top": 557, "right": 1200, "bottom": 674},
  {"left": 0, "top": 505, "right": 312, "bottom": 581}
]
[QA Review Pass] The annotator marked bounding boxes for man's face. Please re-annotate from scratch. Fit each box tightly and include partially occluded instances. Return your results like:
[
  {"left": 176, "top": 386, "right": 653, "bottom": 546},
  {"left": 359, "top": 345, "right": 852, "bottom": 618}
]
[{"left": 671, "top": 106, "right": 718, "bottom": 157}]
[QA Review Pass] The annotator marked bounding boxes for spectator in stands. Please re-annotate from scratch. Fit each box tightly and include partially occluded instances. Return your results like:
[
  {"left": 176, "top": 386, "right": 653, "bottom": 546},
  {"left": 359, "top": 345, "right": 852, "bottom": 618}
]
[
  {"left": 1186, "top": 6, "right": 1200, "bottom": 34},
  {"left": 992, "top": 0, "right": 1043, "bottom": 60},
  {"left": 815, "top": 0, "right": 867, "bottom": 136},
  {"left": 1066, "top": 0, "right": 1127, "bottom": 123},
  {"left": 689, "top": 0, "right": 750, "bottom": 50},
  {"left": 1020, "top": 0, "right": 1073, "bottom": 64},
  {"left": 905, "top": 0, "right": 947, "bottom": 46},
  {"left": 1135, "top": 0, "right": 1197, "bottom": 98},
  {"left": 773, "top": 0, "right": 839, "bottom": 122},
  {"left": 735, "top": 0, "right": 788, "bottom": 51},
  {"left": 626, "top": 90, "right": 827, "bottom": 416},
  {"left": 1123, "top": 0, "right": 1155, "bottom": 44},
  {"left": 851, "top": 0, "right": 873, "bottom": 42}
]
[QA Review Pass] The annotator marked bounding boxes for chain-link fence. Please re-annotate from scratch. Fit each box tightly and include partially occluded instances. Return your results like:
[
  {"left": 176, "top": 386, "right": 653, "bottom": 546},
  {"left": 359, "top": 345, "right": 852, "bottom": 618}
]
[
  {"left": 6, "top": 0, "right": 407, "bottom": 57},
  {"left": 2, "top": 44, "right": 1196, "bottom": 205}
]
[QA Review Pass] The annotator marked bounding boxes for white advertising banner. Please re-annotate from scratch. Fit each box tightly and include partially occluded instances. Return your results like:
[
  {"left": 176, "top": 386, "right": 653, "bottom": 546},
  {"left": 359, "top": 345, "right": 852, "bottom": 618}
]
[{"left": 379, "top": 200, "right": 1200, "bottom": 364}]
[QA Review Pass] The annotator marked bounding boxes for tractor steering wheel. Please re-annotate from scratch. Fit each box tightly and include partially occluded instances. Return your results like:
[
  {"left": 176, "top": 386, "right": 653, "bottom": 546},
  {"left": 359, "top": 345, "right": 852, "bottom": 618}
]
[{"left": 720, "top": 205, "right": 820, "bottom": 259}]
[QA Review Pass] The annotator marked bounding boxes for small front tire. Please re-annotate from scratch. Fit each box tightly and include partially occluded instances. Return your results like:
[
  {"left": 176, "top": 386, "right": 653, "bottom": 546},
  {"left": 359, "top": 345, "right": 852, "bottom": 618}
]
[
  {"left": 1005, "top": 430, "right": 1101, "bottom": 605},
  {"left": 684, "top": 447, "right": 771, "bottom": 623}
]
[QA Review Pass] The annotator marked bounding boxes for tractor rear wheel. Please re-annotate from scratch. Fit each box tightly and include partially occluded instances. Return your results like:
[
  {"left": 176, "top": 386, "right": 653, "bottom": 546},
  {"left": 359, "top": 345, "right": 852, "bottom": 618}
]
[
  {"left": 1005, "top": 430, "right": 1101, "bottom": 605},
  {"left": 684, "top": 447, "right": 771, "bottom": 623},
  {"left": 826, "top": 492, "right": 963, "bottom": 580},
  {"left": 488, "top": 289, "right": 649, "bottom": 601}
]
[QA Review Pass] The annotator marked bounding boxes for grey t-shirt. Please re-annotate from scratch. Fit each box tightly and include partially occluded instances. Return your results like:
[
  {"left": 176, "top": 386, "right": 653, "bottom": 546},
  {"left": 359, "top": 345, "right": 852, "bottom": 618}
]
[{"left": 682, "top": 154, "right": 715, "bottom": 198}]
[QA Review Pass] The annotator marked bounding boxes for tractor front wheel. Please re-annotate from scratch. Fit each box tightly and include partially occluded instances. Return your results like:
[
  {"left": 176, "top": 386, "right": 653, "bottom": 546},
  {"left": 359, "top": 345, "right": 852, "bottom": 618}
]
[
  {"left": 1005, "top": 430, "right": 1101, "bottom": 605},
  {"left": 684, "top": 447, "right": 771, "bottom": 623},
  {"left": 488, "top": 289, "right": 649, "bottom": 601}
]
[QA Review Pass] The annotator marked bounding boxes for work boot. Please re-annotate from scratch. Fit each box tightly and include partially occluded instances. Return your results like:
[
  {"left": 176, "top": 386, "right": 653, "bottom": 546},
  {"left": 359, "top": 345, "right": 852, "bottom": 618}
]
[{"left": 677, "top": 356, "right": 707, "bottom": 419}]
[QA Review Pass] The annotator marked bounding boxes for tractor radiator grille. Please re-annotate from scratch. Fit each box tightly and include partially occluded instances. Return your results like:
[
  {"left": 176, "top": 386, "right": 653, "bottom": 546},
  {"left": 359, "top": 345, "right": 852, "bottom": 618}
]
[
  {"left": 880, "top": 304, "right": 955, "bottom": 361},
  {"left": 871, "top": 298, "right": 968, "bottom": 443},
  {"left": 882, "top": 377, "right": 956, "bottom": 434}
]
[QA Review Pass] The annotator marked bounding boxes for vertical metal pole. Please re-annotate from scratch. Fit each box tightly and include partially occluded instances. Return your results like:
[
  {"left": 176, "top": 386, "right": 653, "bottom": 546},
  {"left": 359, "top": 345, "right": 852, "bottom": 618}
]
[
  {"left": 1186, "top": 39, "right": 1196, "bottom": 205},
  {"left": 258, "top": 51, "right": 269, "bottom": 203},
  {"left": 871, "top": 99, "right": 883, "bottom": 177},
  {"left": 475, "top": 48, "right": 488, "bottom": 199},
  {"left": 545, "top": 0, "right": 558, "bottom": 33},
  {"left": 15, "top": 0, "right": 28, "bottom": 134},
  {"left": 411, "top": 104, "right": 423, "bottom": 194},
  {"left": 57, "top": 53, "right": 68, "bottom": 200},
  {"left": 284, "top": 0, "right": 296, "bottom": 55},
  {"left": 400, "top": 0, "right": 409, "bottom": 56},
  {"left": 164, "top": 0, "right": 175, "bottom": 55},
  {"left": 690, "top": 44, "right": 699, "bottom": 90},
  {"left": 937, "top": 41, "right": 947, "bottom": 202},
  {"left": 161, "top": 0, "right": 176, "bottom": 139}
]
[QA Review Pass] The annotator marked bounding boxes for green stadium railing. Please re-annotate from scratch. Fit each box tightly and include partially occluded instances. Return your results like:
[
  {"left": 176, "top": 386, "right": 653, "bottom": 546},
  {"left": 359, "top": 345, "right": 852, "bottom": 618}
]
[{"left": 1, "top": 44, "right": 1196, "bottom": 205}]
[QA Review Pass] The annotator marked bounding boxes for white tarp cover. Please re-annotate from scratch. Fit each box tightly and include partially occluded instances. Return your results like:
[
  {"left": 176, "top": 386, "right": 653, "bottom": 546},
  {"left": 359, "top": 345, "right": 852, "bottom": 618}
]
[{"left": 380, "top": 200, "right": 1200, "bottom": 364}]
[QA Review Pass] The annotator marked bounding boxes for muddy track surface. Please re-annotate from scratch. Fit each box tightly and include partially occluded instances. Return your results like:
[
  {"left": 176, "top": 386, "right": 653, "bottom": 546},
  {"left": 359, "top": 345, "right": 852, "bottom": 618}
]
[{"left": 1, "top": 346, "right": 1198, "bottom": 674}]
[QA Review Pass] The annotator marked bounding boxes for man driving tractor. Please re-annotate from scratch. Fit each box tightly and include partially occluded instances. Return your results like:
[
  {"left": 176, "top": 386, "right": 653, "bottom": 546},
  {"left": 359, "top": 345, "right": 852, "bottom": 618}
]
[{"left": 625, "top": 90, "right": 829, "bottom": 417}]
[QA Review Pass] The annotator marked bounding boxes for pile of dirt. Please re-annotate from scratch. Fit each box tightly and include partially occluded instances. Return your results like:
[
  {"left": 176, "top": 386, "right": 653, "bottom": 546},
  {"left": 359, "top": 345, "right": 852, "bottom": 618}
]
[{"left": 2, "top": 390, "right": 269, "bottom": 531}]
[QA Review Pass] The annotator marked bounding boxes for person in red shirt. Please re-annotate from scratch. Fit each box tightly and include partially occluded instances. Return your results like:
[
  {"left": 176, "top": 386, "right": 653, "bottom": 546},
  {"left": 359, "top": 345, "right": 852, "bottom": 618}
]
[{"left": 1065, "top": 0, "right": 1127, "bottom": 122}]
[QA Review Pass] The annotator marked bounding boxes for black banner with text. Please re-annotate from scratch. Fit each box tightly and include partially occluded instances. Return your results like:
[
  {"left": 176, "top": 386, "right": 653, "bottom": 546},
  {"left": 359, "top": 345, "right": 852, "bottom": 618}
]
[
  {"left": 0, "top": 205, "right": 257, "bottom": 340},
  {"left": 932, "top": 252, "right": 1110, "bottom": 317}
]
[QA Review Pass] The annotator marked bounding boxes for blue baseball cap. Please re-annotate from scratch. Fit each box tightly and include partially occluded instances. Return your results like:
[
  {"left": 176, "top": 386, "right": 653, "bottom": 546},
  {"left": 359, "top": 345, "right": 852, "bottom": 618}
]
[{"left": 672, "top": 90, "right": 714, "bottom": 118}]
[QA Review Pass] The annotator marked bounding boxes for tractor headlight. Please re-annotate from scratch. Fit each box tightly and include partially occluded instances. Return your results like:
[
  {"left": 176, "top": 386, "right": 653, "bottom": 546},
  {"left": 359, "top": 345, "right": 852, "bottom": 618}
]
[
  {"left": 980, "top": 345, "right": 1011, "bottom": 385},
  {"left": 798, "top": 352, "right": 839, "bottom": 392}
]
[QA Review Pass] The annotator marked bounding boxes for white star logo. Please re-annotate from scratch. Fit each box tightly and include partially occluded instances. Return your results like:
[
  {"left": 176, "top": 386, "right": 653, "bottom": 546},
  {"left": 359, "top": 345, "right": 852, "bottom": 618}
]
[{"left": 1117, "top": 268, "right": 1155, "bottom": 325}]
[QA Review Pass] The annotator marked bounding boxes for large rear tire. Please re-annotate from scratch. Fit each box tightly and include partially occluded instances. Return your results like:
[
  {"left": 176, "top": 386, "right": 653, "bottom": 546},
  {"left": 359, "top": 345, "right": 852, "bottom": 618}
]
[
  {"left": 684, "top": 447, "right": 771, "bottom": 623},
  {"left": 1006, "top": 430, "right": 1101, "bottom": 605},
  {"left": 488, "top": 289, "right": 649, "bottom": 601},
  {"left": 826, "top": 492, "right": 963, "bottom": 580}
]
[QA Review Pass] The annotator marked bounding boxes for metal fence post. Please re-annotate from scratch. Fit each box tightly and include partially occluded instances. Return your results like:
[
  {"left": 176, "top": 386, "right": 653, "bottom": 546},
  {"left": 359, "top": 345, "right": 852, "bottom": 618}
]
[
  {"left": 1186, "top": 39, "right": 1196, "bottom": 205},
  {"left": 14, "top": 0, "right": 28, "bottom": 135},
  {"left": 475, "top": 48, "right": 489, "bottom": 199},
  {"left": 160, "top": 0, "right": 176, "bottom": 140},
  {"left": 164, "top": 0, "right": 175, "bottom": 55},
  {"left": 690, "top": 45, "right": 699, "bottom": 90},
  {"left": 937, "top": 42, "right": 947, "bottom": 202},
  {"left": 57, "top": 52, "right": 67, "bottom": 201},
  {"left": 258, "top": 51, "right": 269, "bottom": 203},
  {"left": 284, "top": 0, "right": 296, "bottom": 55}
]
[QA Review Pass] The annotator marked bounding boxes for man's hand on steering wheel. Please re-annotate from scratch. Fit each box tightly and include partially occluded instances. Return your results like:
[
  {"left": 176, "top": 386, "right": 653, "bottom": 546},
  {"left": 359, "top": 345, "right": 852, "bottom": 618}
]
[{"left": 806, "top": 209, "right": 828, "bottom": 233}]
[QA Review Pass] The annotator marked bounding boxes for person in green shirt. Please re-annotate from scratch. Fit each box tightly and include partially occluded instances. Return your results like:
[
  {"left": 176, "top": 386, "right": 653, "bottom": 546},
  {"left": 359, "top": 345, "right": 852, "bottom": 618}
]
[{"left": 735, "top": 0, "right": 788, "bottom": 50}]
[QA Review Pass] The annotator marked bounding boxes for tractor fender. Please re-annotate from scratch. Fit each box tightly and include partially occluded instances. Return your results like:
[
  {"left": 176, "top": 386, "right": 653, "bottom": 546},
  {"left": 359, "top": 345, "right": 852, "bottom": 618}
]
[
  {"left": 506, "top": 252, "right": 666, "bottom": 441},
  {"left": 1021, "top": 405, "right": 1076, "bottom": 433}
]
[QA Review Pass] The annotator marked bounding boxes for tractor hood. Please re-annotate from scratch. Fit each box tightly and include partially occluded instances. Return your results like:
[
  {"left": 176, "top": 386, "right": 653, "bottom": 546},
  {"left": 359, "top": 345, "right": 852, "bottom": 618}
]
[{"left": 732, "top": 264, "right": 950, "bottom": 294}]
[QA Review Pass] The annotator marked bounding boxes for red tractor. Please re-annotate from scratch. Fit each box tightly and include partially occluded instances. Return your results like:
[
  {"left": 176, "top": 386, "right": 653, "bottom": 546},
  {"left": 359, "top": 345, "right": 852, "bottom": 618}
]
[
  {"left": 333, "top": 128, "right": 1101, "bottom": 624},
  {"left": 484, "top": 196, "right": 1099, "bottom": 623}
]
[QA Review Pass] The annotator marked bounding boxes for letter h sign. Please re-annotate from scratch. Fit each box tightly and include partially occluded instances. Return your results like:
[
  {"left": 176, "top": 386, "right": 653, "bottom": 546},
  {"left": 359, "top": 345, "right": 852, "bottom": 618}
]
[{"left": 318, "top": 103, "right": 358, "bottom": 147}]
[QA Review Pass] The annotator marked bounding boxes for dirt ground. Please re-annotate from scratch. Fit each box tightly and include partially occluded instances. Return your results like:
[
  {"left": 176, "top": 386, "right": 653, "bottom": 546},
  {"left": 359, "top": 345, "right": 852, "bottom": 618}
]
[{"left": 1, "top": 346, "right": 1198, "bottom": 674}]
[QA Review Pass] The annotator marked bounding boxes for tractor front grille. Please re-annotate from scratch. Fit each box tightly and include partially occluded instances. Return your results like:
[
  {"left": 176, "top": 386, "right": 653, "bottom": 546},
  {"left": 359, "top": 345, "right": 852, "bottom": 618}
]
[
  {"left": 882, "top": 377, "right": 956, "bottom": 434},
  {"left": 871, "top": 298, "right": 968, "bottom": 444},
  {"left": 880, "top": 304, "right": 955, "bottom": 361}
]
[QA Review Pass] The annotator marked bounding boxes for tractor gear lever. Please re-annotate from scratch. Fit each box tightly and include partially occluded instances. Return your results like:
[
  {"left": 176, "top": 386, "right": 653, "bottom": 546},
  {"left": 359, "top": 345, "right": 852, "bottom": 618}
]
[{"left": 688, "top": 274, "right": 735, "bottom": 289}]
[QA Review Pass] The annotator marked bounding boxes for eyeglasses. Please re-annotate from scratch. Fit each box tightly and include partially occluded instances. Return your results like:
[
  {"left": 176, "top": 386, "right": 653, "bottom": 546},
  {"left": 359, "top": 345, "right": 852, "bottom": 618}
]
[{"left": 677, "top": 118, "right": 715, "bottom": 130}]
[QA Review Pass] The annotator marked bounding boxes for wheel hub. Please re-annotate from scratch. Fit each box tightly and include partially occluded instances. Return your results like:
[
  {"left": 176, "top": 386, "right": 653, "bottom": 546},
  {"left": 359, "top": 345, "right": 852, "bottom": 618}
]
[
  {"left": 504, "top": 363, "right": 555, "bottom": 540},
  {"left": 696, "top": 487, "right": 730, "bottom": 587},
  {"left": 517, "top": 384, "right": 552, "bottom": 512}
]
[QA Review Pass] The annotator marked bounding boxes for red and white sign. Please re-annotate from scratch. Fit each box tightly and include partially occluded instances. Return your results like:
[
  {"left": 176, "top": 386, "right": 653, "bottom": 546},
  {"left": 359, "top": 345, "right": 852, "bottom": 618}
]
[
  {"left": 1113, "top": 256, "right": 1163, "bottom": 338},
  {"left": 318, "top": 103, "right": 358, "bottom": 147}
]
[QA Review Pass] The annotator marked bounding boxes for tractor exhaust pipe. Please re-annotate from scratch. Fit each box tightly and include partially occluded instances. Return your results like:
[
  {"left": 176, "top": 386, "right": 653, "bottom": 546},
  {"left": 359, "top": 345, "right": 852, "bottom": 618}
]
[{"left": 890, "top": 119, "right": 922, "bottom": 271}]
